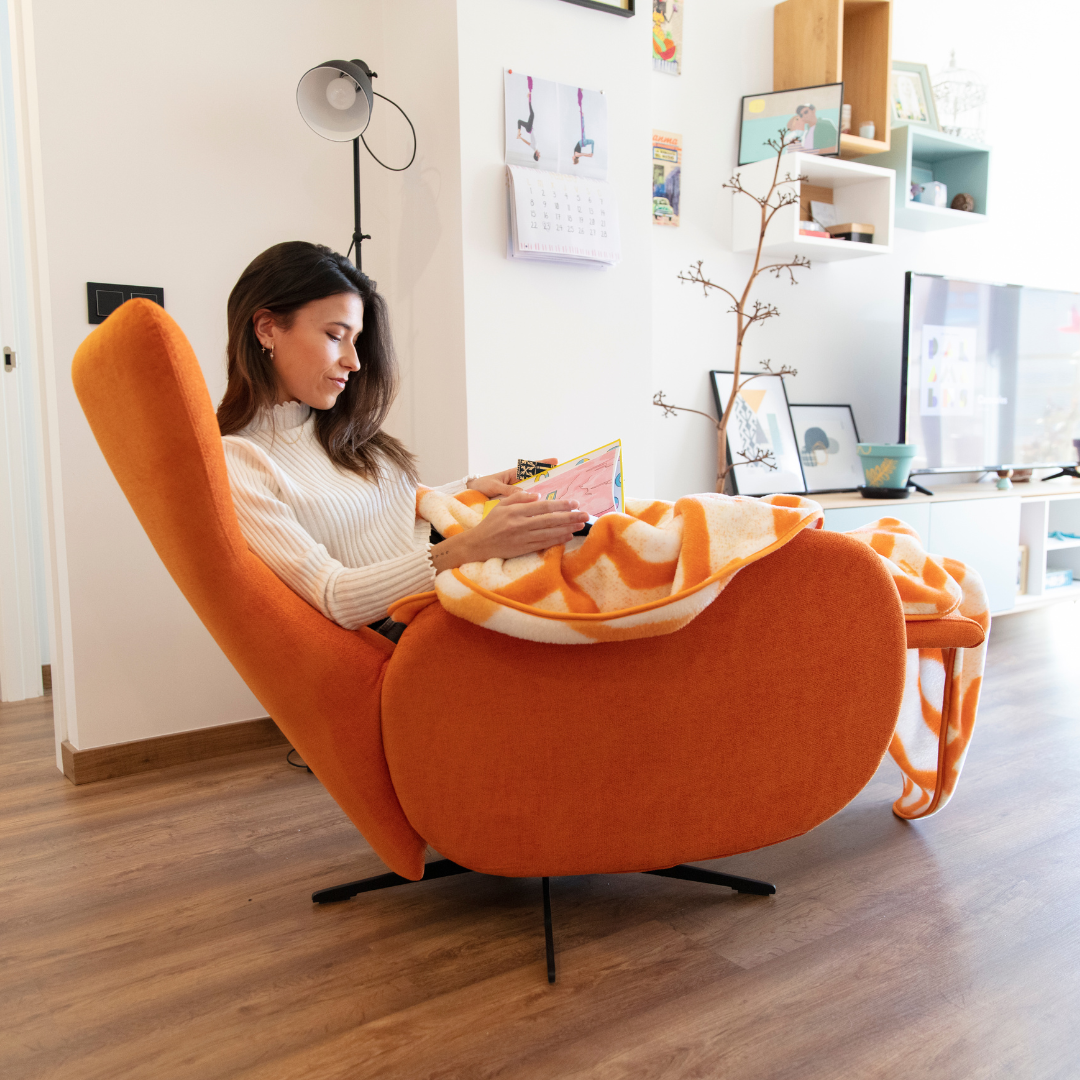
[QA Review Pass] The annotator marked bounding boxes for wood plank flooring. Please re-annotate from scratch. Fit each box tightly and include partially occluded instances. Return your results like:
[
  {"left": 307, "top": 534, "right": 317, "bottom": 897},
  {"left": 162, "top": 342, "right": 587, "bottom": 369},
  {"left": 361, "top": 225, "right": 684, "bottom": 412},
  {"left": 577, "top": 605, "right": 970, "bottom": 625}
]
[{"left": 3, "top": 604, "right": 1079, "bottom": 1079}]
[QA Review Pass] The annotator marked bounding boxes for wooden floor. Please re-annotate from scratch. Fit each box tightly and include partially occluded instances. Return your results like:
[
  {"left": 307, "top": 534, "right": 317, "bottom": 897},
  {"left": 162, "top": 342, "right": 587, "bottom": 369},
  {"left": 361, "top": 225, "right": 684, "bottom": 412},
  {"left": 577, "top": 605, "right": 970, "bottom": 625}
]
[{"left": 4, "top": 606, "right": 1080, "bottom": 1080}]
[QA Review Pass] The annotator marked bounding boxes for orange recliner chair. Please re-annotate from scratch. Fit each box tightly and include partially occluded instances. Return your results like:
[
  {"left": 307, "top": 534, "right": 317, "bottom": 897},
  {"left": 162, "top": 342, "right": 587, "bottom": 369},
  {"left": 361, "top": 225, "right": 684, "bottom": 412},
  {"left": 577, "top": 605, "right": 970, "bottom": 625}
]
[{"left": 72, "top": 302, "right": 983, "bottom": 982}]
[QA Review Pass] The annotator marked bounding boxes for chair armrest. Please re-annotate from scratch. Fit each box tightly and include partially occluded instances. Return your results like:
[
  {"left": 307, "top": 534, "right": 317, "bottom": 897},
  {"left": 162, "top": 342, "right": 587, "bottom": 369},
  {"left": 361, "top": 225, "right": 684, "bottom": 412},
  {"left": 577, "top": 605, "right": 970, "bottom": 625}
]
[{"left": 905, "top": 610, "right": 986, "bottom": 649}]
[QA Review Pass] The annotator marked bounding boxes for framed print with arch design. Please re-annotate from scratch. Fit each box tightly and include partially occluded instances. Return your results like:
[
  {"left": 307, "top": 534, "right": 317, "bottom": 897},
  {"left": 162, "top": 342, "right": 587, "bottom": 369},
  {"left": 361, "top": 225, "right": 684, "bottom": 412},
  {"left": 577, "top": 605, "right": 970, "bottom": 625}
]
[{"left": 788, "top": 403, "right": 864, "bottom": 493}]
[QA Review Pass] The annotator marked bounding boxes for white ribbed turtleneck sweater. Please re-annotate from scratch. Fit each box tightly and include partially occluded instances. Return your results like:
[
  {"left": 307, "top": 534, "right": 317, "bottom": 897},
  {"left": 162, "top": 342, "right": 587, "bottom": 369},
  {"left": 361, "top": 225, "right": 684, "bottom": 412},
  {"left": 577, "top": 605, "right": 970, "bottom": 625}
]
[{"left": 222, "top": 402, "right": 468, "bottom": 629}]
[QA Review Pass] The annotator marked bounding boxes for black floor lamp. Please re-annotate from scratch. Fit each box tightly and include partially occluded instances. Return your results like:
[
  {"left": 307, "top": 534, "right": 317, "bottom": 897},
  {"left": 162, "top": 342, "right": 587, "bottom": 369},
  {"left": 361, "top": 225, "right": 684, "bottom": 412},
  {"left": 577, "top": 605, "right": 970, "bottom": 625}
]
[{"left": 296, "top": 59, "right": 417, "bottom": 271}]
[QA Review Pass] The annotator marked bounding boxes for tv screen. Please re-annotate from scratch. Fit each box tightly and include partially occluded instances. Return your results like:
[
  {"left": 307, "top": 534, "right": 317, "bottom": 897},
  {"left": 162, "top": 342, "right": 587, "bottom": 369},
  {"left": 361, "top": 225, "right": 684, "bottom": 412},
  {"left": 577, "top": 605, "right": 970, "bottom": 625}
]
[{"left": 902, "top": 272, "right": 1080, "bottom": 472}]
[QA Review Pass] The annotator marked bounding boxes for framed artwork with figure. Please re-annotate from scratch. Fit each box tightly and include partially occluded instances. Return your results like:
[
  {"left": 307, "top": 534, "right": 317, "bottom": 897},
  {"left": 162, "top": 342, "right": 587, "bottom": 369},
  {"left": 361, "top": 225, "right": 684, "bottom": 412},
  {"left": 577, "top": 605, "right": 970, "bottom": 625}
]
[
  {"left": 788, "top": 403, "right": 864, "bottom": 493},
  {"left": 710, "top": 371, "right": 806, "bottom": 496}
]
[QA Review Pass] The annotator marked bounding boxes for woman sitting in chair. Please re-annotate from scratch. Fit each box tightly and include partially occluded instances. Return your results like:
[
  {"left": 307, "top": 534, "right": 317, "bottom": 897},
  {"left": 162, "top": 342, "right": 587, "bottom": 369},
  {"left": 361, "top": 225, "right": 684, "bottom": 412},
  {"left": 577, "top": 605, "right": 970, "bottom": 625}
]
[{"left": 218, "top": 241, "right": 587, "bottom": 638}]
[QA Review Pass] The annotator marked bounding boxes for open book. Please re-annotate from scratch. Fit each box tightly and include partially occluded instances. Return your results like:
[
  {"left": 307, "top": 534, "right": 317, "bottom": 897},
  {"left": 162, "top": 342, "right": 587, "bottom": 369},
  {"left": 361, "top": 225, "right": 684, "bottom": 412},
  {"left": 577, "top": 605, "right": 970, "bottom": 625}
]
[{"left": 484, "top": 440, "right": 623, "bottom": 520}]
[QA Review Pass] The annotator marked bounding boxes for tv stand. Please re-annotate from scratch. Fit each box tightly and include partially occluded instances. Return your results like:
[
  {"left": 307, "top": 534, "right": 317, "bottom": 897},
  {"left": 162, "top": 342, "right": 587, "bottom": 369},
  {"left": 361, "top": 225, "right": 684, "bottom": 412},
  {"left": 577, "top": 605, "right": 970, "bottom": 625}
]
[
  {"left": 813, "top": 479, "right": 1080, "bottom": 616},
  {"left": 1042, "top": 466, "right": 1080, "bottom": 482}
]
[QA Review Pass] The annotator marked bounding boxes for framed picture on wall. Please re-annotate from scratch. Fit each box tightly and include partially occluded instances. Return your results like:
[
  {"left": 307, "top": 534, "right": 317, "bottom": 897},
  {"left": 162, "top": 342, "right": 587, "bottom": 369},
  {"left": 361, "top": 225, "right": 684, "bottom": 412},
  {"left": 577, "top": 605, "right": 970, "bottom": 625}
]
[
  {"left": 738, "top": 83, "right": 843, "bottom": 165},
  {"left": 709, "top": 371, "right": 807, "bottom": 496},
  {"left": 560, "top": 0, "right": 635, "bottom": 15},
  {"left": 890, "top": 61, "right": 939, "bottom": 130},
  {"left": 788, "top": 404, "right": 864, "bottom": 493}
]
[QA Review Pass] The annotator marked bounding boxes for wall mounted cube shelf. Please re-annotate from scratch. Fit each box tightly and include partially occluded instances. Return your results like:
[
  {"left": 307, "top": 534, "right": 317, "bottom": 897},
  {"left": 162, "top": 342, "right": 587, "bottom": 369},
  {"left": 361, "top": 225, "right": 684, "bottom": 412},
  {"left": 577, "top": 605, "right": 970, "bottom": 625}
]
[
  {"left": 731, "top": 153, "right": 894, "bottom": 262},
  {"left": 853, "top": 124, "right": 989, "bottom": 231},
  {"left": 774, "top": 0, "right": 893, "bottom": 158}
]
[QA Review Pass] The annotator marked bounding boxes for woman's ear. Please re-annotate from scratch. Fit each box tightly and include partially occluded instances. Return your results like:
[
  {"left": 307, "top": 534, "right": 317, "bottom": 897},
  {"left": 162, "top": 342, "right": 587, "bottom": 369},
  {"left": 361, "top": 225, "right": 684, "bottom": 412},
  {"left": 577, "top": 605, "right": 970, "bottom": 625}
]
[{"left": 252, "top": 309, "right": 277, "bottom": 351}]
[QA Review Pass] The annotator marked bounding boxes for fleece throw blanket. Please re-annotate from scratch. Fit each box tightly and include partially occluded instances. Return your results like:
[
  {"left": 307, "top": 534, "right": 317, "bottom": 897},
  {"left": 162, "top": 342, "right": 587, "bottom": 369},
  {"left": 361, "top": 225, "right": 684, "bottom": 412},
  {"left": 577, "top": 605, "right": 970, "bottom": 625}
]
[{"left": 389, "top": 491, "right": 989, "bottom": 819}]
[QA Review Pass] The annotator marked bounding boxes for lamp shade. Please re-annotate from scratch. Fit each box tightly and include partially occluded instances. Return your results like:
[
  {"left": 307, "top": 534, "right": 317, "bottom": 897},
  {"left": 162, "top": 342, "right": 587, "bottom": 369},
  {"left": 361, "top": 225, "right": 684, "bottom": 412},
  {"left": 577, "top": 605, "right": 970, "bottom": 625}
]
[{"left": 296, "top": 59, "right": 374, "bottom": 141}]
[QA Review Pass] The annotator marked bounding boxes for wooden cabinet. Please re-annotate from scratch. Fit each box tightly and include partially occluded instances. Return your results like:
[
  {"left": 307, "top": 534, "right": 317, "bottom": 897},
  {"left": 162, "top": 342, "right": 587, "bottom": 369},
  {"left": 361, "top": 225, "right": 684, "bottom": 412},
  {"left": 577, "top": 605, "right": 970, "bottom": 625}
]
[
  {"left": 818, "top": 481, "right": 1080, "bottom": 617},
  {"left": 773, "top": 0, "right": 893, "bottom": 158}
]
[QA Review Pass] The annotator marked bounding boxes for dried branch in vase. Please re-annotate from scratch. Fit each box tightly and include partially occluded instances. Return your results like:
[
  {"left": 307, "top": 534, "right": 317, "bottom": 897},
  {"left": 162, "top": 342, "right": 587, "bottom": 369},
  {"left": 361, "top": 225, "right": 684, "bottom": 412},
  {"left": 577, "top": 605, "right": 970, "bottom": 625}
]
[{"left": 657, "top": 129, "right": 811, "bottom": 492}]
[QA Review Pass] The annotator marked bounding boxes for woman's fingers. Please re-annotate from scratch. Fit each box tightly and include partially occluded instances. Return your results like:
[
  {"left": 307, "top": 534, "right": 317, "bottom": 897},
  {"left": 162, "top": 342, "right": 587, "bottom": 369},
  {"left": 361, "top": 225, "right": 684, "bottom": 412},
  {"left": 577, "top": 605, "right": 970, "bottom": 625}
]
[{"left": 518, "top": 497, "right": 580, "bottom": 517}]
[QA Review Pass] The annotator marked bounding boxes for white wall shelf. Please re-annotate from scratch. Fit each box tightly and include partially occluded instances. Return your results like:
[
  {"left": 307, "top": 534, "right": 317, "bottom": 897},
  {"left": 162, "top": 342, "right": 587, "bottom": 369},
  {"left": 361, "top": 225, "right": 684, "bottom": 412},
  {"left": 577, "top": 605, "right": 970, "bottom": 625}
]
[
  {"left": 853, "top": 124, "right": 989, "bottom": 232},
  {"left": 731, "top": 152, "right": 894, "bottom": 262},
  {"left": 815, "top": 479, "right": 1080, "bottom": 617}
]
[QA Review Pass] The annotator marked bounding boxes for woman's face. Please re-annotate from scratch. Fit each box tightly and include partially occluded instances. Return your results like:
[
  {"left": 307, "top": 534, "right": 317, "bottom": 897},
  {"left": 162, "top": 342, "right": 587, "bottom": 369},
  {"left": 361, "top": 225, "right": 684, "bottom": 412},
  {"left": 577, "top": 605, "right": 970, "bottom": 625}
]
[{"left": 254, "top": 292, "right": 364, "bottom": 409}]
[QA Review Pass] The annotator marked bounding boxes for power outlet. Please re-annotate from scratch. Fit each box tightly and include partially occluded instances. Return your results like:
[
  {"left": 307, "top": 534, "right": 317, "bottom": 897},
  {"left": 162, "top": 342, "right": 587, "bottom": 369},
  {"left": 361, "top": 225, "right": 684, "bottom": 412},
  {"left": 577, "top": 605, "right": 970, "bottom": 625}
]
[{"left": 87, "top": 282, "right": 165, "bottom": 324}]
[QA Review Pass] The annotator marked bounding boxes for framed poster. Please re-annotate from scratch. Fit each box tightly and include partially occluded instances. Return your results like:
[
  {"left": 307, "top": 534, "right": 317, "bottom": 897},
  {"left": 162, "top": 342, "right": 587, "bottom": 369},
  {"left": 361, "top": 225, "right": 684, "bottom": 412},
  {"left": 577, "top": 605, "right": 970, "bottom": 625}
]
[
  {"left": 710, "top": 371, "right": 807, "bottom": 496},
  {"left": 739, "top": 83, "right": 843, "bottom": 165},
  {"left": 891, "top": 61, "right": 939, "bottom": 130},
  {"left": 788, "top": 404, "right": 864, "bottom": 493}
]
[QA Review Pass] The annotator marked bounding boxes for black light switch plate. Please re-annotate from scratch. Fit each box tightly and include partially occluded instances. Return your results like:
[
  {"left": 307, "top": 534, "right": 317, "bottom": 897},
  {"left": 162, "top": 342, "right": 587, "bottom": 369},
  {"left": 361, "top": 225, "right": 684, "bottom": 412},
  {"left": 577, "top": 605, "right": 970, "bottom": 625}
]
[{"left": 87, "top": 282, "right": 165, "bottom": 324}]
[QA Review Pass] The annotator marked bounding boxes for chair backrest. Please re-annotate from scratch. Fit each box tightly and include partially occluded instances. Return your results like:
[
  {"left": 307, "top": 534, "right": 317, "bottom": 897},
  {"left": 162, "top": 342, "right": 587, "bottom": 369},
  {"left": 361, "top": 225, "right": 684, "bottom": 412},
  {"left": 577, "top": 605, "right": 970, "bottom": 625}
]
[{"left": 72, "top": 300, "right": 427, "bottom": 878}]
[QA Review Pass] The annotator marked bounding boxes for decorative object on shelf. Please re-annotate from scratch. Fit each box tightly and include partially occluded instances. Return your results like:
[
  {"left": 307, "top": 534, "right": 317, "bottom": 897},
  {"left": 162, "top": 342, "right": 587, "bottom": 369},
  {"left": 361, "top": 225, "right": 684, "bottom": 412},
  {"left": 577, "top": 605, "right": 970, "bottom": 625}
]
[
  {"left": 652, "top": 0, "right": 683, "bottom": 75},
  {"left": 788, "top": 404, "right": 864, "bottom": 493},
  {"left": 912, "top": 179, "right": 948, "bottom": 207},
  {"left": 296, "top": 59, "right": 417, "bottom": 270},
  {"left": 1017, "top": 544, "right": 1029, "bottom": 595},
  {"left": 857, "top": 443, "right": 917, "bottom": 495},
  {"left": 826, "top": 222, "right": 874, "bottom": 242},
  {"left": 859, "top": 120, "right": 875, "bottom": 140},
  {"left": 739, "top": 83, "right": 842, "bottom": 165},
  {"left": 504, "top": 71, "right": 608, "bottom": 179},
  {"left": 890, "top": 61, "right": 939, "bottom": 130},
  {"left": 654, "top": 129, "right": 808, "bottom": 491},
  {"left": 561, "top": 0, "right": 635, "bottom": 15},
  {"left": 840, "top": 103, "right": 852, "bottom": 134},
  {"left": 951, "top": 192, "right": 975, "bottom": 212},
  {"left": 1045, "top": 567, "right": 1074, "bottom": 590},
  {"left": 933, "top": 51, "right": 987, "bottom": 143},
  {"left": 996, "top": 469, "right": 1013, "bottom": 490},
  {"left": 506, "top": 166, "right": 621, "bottom": 267},
  {"left": 708, "top": 371, "right": 806, "bottom": 495},
  {"left": 773, "top": 0, "right": 893, "bottom": 158},
  {"left": 652, "top": 130, "right": 682, "bottom": 225},
  {"left": 808, "top": 198, "right": 836, "bottom": 230}
]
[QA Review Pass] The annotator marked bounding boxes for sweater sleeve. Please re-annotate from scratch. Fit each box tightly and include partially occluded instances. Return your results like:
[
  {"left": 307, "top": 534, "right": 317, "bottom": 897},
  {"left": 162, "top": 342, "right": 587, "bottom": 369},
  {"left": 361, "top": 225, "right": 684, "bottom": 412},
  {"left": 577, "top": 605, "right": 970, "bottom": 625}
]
[
  {"left": 223, "top": 440, "right": 437, "bottom": 630},
  {"left": 430, "top": 475, "right": 476, "bottom": 496}
]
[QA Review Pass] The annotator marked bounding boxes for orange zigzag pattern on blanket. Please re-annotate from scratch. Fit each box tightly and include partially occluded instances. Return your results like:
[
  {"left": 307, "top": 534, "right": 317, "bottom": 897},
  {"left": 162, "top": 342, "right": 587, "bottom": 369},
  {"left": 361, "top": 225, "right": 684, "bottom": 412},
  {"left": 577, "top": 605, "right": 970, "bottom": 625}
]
[
  {"left": 398, "top": 499, "right": 987, "bottom": 820},
  {"left": 397, "top": 489, "right": 824, "bottom": 644},
  {"left": 845, "top": 518, "right": 990, "bottom": 819}
]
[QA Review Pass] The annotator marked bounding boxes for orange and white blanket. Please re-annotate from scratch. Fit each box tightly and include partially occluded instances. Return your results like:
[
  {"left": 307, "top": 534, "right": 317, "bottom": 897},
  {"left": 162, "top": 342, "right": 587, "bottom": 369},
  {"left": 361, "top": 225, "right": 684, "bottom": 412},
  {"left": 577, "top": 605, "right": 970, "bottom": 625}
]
[{"left": 389, "top": 491, "right": 989, "bottom": 819}]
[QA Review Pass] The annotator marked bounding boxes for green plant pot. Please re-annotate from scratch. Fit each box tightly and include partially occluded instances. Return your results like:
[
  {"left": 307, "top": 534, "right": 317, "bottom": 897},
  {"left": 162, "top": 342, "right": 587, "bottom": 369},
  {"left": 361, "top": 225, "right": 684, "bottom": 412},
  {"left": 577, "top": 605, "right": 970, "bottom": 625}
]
[{"left": 856, "top": 443, "right": 918, "bottom": 489}]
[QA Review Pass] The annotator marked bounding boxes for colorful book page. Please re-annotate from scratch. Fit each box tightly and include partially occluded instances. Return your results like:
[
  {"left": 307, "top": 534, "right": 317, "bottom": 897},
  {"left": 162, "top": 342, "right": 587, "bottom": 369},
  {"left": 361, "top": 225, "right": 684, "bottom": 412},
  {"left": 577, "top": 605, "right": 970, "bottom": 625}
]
[{"left": 484, "top": 440, "right": 623, "bottom": 520}]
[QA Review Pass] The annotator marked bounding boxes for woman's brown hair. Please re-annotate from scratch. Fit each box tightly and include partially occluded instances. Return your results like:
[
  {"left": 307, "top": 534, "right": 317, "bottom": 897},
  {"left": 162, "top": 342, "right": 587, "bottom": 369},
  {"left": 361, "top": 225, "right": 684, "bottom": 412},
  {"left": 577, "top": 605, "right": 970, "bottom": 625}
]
[{"left": 217, "top": 241, "right": 417, "bottom": 484}]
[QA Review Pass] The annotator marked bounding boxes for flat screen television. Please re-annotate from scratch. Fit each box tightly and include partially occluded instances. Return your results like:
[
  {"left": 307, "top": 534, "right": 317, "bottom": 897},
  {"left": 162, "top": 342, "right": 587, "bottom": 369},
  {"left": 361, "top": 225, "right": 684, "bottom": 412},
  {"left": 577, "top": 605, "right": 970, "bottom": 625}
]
[{"left": 901, "top": 272, "right": 1080, "bottom": 474}]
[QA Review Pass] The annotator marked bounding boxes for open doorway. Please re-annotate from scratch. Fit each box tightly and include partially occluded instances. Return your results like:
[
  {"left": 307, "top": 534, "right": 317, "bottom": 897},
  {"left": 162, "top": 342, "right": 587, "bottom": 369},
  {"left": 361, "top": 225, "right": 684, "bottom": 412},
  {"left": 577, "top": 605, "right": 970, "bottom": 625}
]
[{"left": 0, "top": 2, "right": 48, "bottom": 702}]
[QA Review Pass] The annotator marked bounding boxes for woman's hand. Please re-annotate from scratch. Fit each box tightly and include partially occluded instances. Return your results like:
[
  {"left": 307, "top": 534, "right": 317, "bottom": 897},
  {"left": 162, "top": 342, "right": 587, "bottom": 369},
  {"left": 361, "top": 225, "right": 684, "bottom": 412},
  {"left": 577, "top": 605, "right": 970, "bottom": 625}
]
[
  {"left": 466, "top": 458, "right": 557, "bottom": 498},
  {"left": 431, "top": 490, "right": 588, "bottom": 572}
]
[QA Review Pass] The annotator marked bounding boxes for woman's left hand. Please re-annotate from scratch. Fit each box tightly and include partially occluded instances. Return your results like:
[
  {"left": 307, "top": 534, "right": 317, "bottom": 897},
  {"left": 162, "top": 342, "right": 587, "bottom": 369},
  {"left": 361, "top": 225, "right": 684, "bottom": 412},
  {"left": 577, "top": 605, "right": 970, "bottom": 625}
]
[{"left": 467, "top": 458, "right": 557, "bottom": 498}]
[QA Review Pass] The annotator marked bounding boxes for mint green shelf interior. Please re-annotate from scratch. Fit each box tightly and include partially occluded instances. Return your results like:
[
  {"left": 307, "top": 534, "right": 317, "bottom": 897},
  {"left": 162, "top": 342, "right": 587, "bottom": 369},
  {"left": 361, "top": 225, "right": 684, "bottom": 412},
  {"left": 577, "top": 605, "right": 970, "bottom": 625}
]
[{"left": 853, "top": 124, "right": 989, "bottom": 231}]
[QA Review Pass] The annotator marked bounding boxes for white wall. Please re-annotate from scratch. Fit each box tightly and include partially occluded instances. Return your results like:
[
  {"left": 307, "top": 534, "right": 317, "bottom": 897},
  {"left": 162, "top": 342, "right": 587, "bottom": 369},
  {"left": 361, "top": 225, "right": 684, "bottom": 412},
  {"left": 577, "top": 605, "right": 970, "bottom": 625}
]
[
  {"left": 651, "top": 0, "right": 1080, "bottom": 500},
  {"left": 456, "top": 0, "right": 655, "bottom": 493},
  {"left": 27, "top": 0, "right": 468, "bottom": 753},
  {"left": 24, "top": 0, "right": 1078, "bottom": 754}
]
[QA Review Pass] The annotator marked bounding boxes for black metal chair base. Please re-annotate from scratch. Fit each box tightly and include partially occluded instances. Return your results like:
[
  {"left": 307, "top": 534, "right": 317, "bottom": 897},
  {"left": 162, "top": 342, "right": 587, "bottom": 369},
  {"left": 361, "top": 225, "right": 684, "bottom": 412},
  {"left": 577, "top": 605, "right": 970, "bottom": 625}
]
[
  {"left": 311, "top": 858, "right": 472, "bottom": 904},
  {"left": 312, "top": 861, "right": 776, "bottom": 983}
]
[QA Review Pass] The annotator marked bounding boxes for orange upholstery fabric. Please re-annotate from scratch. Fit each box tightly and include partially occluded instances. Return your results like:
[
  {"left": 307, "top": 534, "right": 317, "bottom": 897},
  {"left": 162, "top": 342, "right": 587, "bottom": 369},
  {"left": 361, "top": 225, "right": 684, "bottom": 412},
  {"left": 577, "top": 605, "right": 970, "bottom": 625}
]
[
  {"left": 71, "top": 301, "right": 428, "bottom": 879},
  {"left": 71, "top": 300, "right": 981, "bottom": 885},
  {"left": 905, "top": 610, "right": 985, "bottom": 650},
  {"left": 382, "top": 529, "right": 908, "bottom": 878}
]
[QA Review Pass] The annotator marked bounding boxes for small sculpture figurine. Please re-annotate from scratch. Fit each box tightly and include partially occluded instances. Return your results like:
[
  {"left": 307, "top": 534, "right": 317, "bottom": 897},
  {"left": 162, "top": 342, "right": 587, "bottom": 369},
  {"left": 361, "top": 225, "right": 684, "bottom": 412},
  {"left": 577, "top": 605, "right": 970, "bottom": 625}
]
[{"left": 951, "top": 192, "right": 976, "bottom": 212}]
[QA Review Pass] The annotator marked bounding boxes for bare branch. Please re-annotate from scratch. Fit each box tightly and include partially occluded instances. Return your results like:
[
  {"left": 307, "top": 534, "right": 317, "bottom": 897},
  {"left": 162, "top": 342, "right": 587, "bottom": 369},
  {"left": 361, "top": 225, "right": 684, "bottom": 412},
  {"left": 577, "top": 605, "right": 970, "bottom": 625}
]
[{"left": 653, "top": 391, "right": 720, "bottom": 431}]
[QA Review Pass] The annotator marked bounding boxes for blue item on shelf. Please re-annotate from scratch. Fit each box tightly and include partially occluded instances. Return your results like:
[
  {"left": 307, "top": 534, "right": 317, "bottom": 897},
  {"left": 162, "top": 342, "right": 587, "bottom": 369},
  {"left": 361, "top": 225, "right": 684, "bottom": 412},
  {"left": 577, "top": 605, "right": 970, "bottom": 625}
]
[
  {"left": 1045, "top": 567, "right": 1074, "bottom": 590},
  {"left": 1048, "top": 530, "right": 1080, "bottom": 541}
]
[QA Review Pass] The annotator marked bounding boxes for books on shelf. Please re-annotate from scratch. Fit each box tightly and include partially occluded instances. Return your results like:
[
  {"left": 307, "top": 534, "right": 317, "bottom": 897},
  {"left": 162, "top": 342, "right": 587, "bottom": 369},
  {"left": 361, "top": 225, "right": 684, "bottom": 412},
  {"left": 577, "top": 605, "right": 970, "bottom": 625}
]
[{"left": 506, "top": 166, "right": 621, "bottom": 268}]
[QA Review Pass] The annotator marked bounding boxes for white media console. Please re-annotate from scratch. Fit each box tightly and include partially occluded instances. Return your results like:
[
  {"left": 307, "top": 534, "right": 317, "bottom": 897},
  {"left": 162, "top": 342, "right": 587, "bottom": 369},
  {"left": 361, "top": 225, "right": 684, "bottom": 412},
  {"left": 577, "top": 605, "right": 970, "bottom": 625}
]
[{"left": 815, "top": 478, "right": 1080, "bottom": 617}]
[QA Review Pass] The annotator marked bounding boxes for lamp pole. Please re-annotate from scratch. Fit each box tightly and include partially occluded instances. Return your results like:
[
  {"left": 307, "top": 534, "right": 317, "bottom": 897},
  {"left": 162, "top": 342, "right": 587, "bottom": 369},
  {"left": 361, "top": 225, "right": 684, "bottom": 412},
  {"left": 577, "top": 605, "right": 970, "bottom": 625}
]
[{"left": 352, "top": 136, "right": 370, "bottom": 271}]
